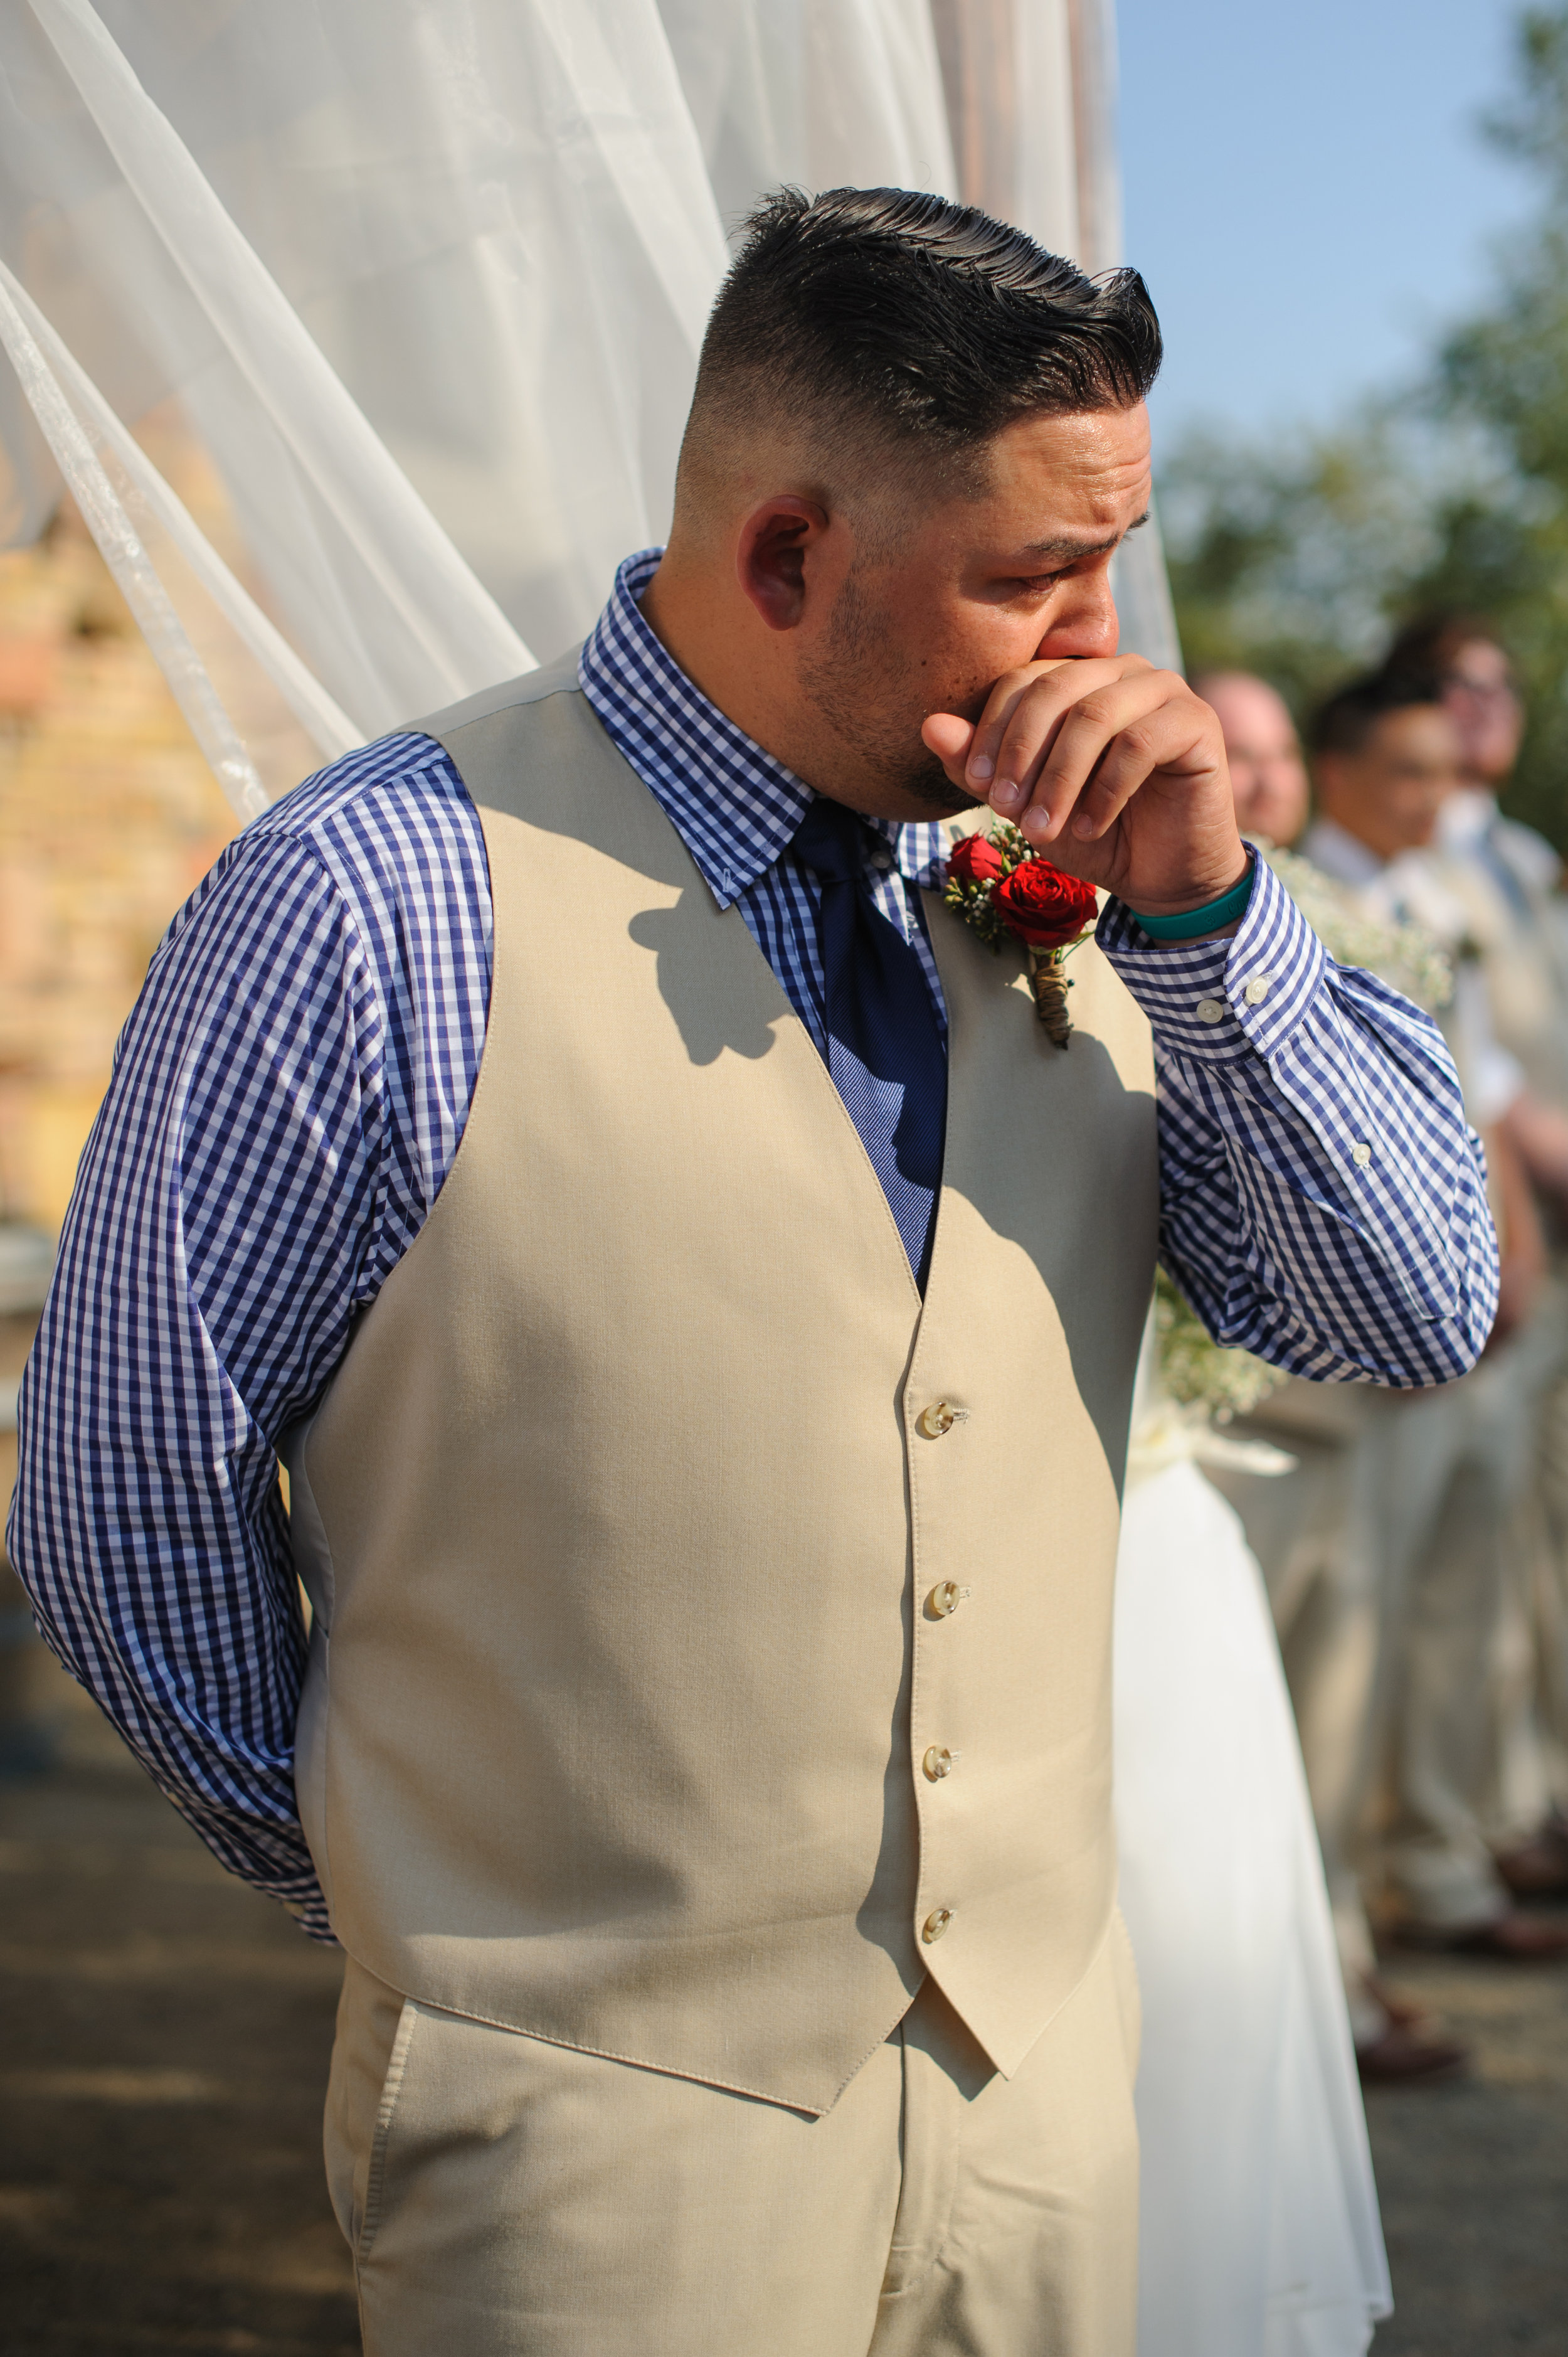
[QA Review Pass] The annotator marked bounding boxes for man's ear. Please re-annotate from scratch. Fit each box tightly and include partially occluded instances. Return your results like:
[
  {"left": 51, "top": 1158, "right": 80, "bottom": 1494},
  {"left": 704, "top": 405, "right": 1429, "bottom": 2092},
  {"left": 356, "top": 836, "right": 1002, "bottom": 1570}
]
[{"left": 737, "top": 496, "right": 831, "bottom": 632}]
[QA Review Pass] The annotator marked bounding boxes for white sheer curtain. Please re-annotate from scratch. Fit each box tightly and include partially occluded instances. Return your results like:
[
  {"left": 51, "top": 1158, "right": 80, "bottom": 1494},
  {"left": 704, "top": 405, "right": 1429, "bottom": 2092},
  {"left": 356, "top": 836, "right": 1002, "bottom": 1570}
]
[
  {"left": 0, "top": 0, "right": 731, "bottom": 753},
  {"left": 660, "top": 0, "right": 956, "bottom": 226},
  {"left": 0, "top": 0, "right": 1172, "bottom": 808}
]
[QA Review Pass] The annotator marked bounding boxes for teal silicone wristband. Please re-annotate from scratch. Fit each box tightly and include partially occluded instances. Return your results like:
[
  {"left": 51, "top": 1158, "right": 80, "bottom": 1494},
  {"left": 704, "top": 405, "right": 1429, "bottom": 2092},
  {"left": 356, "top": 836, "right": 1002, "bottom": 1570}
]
[{"left": 1129, "top": 863, "right": 1255, "bottom": 943}]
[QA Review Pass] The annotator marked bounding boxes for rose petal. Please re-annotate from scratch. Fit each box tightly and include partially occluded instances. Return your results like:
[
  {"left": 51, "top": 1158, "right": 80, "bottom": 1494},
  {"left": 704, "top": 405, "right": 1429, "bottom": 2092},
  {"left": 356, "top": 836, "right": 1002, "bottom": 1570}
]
[{"left": 945, "top": 832, "right": 1007, "bottom": 887}]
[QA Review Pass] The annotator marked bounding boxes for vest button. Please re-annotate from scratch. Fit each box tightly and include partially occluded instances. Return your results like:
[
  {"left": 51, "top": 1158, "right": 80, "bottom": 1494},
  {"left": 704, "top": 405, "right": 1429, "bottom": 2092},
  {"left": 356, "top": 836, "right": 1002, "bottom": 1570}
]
[
  {"left": 927, "top": 1580, "right": 962, "bottom": 1618},
  {"left": 921, "top": 1907, "right": 953, "bottom": 1944},
  {"left": 918, "top": 1400, "right": 958, "bottom": 1439},
  {"left": 923, "top": 1745, "right": 954, "bottom": 1781}
]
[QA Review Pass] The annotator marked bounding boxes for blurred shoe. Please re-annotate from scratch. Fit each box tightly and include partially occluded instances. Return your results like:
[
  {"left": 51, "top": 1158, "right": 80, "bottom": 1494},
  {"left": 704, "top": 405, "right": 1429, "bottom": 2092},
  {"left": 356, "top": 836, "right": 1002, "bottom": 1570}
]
[
  {"left": 1494, "top": 1825, "right": 1568, "bottom": 1901},
  {"left": 1355, "top": 2021, "right": 1468, "bottom": 2085},
  {"left": 1394, "top": 1911, "right": 1568, "bottom": 1960},
  {"left": 1362, "top": 1974, "right": 1433, "bottom": 2030}
]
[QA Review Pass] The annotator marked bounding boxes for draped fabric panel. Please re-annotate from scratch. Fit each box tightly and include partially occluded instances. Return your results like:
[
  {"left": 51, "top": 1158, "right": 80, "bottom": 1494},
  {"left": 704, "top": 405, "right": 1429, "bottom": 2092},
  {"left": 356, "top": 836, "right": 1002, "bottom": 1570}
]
[
  {"left": 662, "top": 0, "right": 956, "bottom": 226},
  {"left": 0, "top": 0, "right": 1170, "bottom": 812}
]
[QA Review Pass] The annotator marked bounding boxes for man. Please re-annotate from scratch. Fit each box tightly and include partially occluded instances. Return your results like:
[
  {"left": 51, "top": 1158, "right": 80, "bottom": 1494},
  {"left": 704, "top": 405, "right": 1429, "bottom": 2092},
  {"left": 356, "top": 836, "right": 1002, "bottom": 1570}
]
[
  {"left": 1384, "top": 615, "right": 1568, "bottom": 1897},
  {"left": 1199, "top": 671, "right": 1510, "bottom": 2081},
  {"left": 9, "top": 191, "right": 1496, "bottom": 2355},
  {"left": 1191, "top": 669, "right": 1310, "bottom": 846},
  {"left": 1298, "top": 674, "right": 1567, "bottom": 1972}
]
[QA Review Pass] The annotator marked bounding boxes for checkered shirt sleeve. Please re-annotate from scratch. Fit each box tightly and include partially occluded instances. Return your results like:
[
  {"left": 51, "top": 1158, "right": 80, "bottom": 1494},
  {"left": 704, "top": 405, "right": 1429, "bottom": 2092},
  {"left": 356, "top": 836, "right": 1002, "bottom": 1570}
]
[
  {"left": 1098, "top": 851, "right": 1500, "bottom": 1385},
  {"left": 6, "top": 737, "right": 490, "bottom": 1940}
]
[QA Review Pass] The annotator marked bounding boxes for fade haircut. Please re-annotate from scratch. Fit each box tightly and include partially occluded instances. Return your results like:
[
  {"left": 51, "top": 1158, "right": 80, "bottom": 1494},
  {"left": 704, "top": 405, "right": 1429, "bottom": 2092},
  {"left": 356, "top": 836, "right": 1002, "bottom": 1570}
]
[
  {"left": 1309, "top": 671, "right": 1444, "bottom": 758},
  {"left": 677, "top": 186, "right": 1162, "bottom": 523}
]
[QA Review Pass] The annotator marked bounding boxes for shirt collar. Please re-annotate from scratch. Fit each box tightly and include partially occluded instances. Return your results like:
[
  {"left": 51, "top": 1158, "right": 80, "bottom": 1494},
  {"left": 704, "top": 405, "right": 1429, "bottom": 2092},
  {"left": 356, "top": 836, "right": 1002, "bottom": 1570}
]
[
  {"left": 579, "top": 549, "right": 949, "bottom": 908},
  {"left": 1438, "top": 785, "right": 1501, "bottom": 851},
  {"left": 1300, "top": 816, "right": 1387, "bottom": 889}
]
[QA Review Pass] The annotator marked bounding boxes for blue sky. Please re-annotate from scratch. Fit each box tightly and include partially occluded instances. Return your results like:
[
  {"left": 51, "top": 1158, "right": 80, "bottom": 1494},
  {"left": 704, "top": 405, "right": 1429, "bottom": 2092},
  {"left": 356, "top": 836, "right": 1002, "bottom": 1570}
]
[{"left": 1118, "top": 0, "right": 1536, "bottom": 449}]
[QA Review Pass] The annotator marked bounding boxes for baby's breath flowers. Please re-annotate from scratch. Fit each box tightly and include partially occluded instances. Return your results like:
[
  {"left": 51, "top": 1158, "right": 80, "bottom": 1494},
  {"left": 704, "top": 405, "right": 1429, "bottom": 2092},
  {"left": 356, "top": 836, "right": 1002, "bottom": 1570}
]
[{"left": 1155, "top": 1269, "right": 1286, "bottom": 1425}]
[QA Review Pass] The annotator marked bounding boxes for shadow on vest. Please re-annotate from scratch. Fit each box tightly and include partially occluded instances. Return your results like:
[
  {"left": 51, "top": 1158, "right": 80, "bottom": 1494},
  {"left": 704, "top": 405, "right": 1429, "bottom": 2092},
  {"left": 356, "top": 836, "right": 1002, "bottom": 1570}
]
[{"left": 629, "top": 895, "right": 779, "bottom": 1065}]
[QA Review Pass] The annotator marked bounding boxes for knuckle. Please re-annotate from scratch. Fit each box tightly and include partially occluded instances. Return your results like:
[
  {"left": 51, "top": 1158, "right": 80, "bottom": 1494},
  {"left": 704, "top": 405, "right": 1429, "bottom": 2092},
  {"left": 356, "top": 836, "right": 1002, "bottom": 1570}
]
[
  {"left": 1014, "top": 678, "right": 1065, "bottom": 722},
  {"left": 1081, "top": 765, "right": 1127, "bottom": 810}
]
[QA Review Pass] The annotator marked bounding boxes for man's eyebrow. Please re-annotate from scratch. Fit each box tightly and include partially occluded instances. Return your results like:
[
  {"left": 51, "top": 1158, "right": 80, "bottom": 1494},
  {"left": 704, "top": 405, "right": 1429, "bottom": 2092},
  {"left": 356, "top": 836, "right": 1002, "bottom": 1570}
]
[{"left": 1014, "top": 512, "right": 1151, "bottom": 563}]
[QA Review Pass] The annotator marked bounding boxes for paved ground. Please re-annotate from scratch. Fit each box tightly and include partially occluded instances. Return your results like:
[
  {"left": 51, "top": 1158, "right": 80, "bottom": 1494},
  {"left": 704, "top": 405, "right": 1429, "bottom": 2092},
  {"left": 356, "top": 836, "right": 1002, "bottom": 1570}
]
[
  {"left": 0, "top": 1713, "right": 356, "bottom": 2355},
  {"left": 2, "top": 1672, "right": 1566, "bottom": 2354},
  {"left": 1364, "top": 1936, "right": 1568, "bottom": 2356}
]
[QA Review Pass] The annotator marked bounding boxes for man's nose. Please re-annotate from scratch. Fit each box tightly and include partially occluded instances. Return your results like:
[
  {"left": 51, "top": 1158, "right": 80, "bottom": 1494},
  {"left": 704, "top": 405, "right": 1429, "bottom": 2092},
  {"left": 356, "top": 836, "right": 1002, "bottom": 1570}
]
[{"left": 1035, "top": 567, "right": 1121, "bottom": 661}]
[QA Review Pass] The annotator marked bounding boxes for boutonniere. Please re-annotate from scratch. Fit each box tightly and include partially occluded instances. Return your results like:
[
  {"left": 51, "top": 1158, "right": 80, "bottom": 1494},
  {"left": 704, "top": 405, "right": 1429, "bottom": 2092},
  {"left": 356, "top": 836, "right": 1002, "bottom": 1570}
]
[{"left": 943, "top": 821, "right": 1098, "bottom": 1046}]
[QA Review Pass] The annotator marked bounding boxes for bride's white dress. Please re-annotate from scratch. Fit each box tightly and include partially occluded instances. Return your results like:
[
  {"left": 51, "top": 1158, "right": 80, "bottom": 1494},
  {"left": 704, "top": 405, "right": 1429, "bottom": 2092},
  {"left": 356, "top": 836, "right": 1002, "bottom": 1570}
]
[{"left": 1115, "top": 1443, "right": 1392, "bottom": 2356}]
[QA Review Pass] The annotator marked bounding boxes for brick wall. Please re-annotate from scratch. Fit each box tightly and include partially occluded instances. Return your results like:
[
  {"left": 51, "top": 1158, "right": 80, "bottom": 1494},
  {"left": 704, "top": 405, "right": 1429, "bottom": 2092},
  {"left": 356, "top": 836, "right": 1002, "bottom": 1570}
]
[{"left": 0, "top": 476, "right": 244, "bottom": 1230}]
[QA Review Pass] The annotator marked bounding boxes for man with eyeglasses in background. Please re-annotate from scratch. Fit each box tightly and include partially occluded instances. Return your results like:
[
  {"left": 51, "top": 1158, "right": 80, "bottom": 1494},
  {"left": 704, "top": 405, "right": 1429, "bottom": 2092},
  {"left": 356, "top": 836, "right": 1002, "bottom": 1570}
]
[{"left": 1384, "top": 616, "right": 1568, "bottom": 1910}]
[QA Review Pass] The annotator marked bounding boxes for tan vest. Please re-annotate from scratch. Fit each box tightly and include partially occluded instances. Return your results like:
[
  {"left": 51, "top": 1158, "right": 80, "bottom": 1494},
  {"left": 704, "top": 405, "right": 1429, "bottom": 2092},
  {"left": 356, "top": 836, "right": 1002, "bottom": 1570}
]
[{"left": 286, "top": 652, "right": 1157, "bottom": 2114}]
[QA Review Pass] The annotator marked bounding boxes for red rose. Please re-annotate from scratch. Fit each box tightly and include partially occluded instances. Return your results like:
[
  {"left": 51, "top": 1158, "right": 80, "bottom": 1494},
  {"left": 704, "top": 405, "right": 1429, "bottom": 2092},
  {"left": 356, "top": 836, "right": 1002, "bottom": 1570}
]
[
  {"left": 993, "top": 858, "right": 1098, "bottom": 948},
  {"left": 945, "top": 831, "right": 1007, "bottom": 888}
]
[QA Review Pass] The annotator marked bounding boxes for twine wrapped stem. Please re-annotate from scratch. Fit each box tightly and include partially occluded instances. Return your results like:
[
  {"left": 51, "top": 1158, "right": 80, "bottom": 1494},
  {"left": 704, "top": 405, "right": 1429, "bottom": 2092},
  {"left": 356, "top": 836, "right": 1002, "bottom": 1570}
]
[{"left": 1028, "top": 948, "right": 1074, "bottom": 1046}]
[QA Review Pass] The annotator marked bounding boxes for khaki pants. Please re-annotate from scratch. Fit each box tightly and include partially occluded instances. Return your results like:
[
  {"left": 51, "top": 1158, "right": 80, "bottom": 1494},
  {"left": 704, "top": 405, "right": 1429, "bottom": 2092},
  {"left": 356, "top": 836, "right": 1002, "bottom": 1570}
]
[
  {"left": 324, "top": 1923, "right": 1142, "bottom": 2357},
  {"left": 1214, "top": 1356, "right": 1537, "bottom": 2026},
  {"left": 1493, "top": 1287, "right": 1568, "bottom": 1834},
  {"left": 1375, "top": 1349, "right": 1537, "bottom": 1920}
]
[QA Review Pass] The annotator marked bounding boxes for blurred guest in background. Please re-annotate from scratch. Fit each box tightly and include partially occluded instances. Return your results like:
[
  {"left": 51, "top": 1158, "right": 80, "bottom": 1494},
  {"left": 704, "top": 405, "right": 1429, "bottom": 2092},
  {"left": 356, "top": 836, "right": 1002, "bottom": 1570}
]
[
  {"left": 1303, "top": 673, "right": 1567, "bottom": 1942},
  {"left": 1384, "top": 616, "right": 1568, "bottom": 1902},
  {"left": 1192, "top": 671, "right": 1310, "bottom": 846},
  {"left": 1208, "top": 669, "right": 1564, "bottom": 2087}
]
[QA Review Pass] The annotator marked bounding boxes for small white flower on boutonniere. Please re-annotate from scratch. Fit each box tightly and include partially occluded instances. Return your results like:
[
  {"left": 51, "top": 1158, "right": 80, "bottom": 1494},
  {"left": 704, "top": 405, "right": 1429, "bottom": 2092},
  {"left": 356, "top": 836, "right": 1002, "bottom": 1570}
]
[{"left": 943, "top": 819, "right": 1099, "bottom": 1046}]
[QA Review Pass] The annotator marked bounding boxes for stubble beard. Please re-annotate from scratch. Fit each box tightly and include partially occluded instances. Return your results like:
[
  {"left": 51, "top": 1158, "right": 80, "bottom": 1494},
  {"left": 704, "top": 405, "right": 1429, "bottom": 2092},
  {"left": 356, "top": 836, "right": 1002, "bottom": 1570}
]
[{"left": 798, "top": 566, "right": 984, "bottom": 818}]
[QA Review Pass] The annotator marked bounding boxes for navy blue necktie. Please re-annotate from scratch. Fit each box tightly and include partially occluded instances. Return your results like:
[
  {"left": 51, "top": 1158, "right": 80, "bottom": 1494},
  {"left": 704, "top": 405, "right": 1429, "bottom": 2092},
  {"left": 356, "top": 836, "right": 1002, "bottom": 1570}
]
[{"left": 790, "top": 796, "right": 948, "bottom": 1290}]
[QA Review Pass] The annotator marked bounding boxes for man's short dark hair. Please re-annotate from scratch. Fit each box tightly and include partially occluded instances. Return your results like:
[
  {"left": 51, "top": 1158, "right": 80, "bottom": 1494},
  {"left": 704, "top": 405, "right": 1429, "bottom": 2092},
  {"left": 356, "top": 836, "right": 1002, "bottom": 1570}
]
[
  {"left": 1309, "top": 671, "right": 1444, "bottom": 758},
  {"left": 1380, "top": 610, "right": 1510, "bottom": 698},
  {"left": 681, "top": 186, "right": 1162, "bottom": 507}
]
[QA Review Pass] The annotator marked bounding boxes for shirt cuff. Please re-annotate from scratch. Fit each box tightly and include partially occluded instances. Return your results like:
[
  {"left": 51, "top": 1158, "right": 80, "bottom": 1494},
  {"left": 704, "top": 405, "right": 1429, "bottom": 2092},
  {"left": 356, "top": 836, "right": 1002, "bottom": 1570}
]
[{"left": 1097, "top": 848, "right": 1327, "bottom": 1064}]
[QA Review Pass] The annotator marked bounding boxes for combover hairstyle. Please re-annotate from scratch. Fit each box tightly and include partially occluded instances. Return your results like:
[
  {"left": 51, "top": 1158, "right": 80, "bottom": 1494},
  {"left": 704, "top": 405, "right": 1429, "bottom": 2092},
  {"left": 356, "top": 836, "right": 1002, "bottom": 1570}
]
[{"left": 679, "top": 186, "right": 1163, "bottom": 513}]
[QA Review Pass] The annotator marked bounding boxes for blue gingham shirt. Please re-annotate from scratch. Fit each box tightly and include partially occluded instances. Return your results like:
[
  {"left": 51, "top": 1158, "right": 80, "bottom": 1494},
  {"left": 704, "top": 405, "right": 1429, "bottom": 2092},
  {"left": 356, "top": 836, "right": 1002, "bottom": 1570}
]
[{"left": 9, "top": 551, "right": 1498, "bottom": 1935}]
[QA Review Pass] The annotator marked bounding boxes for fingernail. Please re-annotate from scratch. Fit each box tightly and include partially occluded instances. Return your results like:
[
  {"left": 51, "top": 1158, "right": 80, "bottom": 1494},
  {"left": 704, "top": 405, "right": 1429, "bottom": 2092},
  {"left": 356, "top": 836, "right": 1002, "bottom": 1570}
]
[
  {"left": 1072, "top": 811, "right": 1095, "bottom": 838},
  {"left": 968, "top": 753, "right": 994, "bottom": 783},
  {"left": 991, "top": 777, "right": 1024, "bottom": 812},
  {"left": 1022, "top": 804, "right": 1051, "bottom": 841}
]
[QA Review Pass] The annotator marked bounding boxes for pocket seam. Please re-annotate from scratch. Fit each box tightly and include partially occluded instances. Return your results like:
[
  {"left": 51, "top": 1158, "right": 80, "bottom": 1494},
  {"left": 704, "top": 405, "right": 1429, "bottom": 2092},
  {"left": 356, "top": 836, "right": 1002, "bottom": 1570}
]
[{"left": 359, "top": 1997, "right": 418, "bottom": 2260}]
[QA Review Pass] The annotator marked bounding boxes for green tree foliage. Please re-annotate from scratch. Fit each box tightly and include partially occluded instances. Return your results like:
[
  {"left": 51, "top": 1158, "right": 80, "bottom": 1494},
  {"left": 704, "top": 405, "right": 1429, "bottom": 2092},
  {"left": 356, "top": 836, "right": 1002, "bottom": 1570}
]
[{"left": 1160, "top": 6, "right": 1568, "bottom": 848}]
